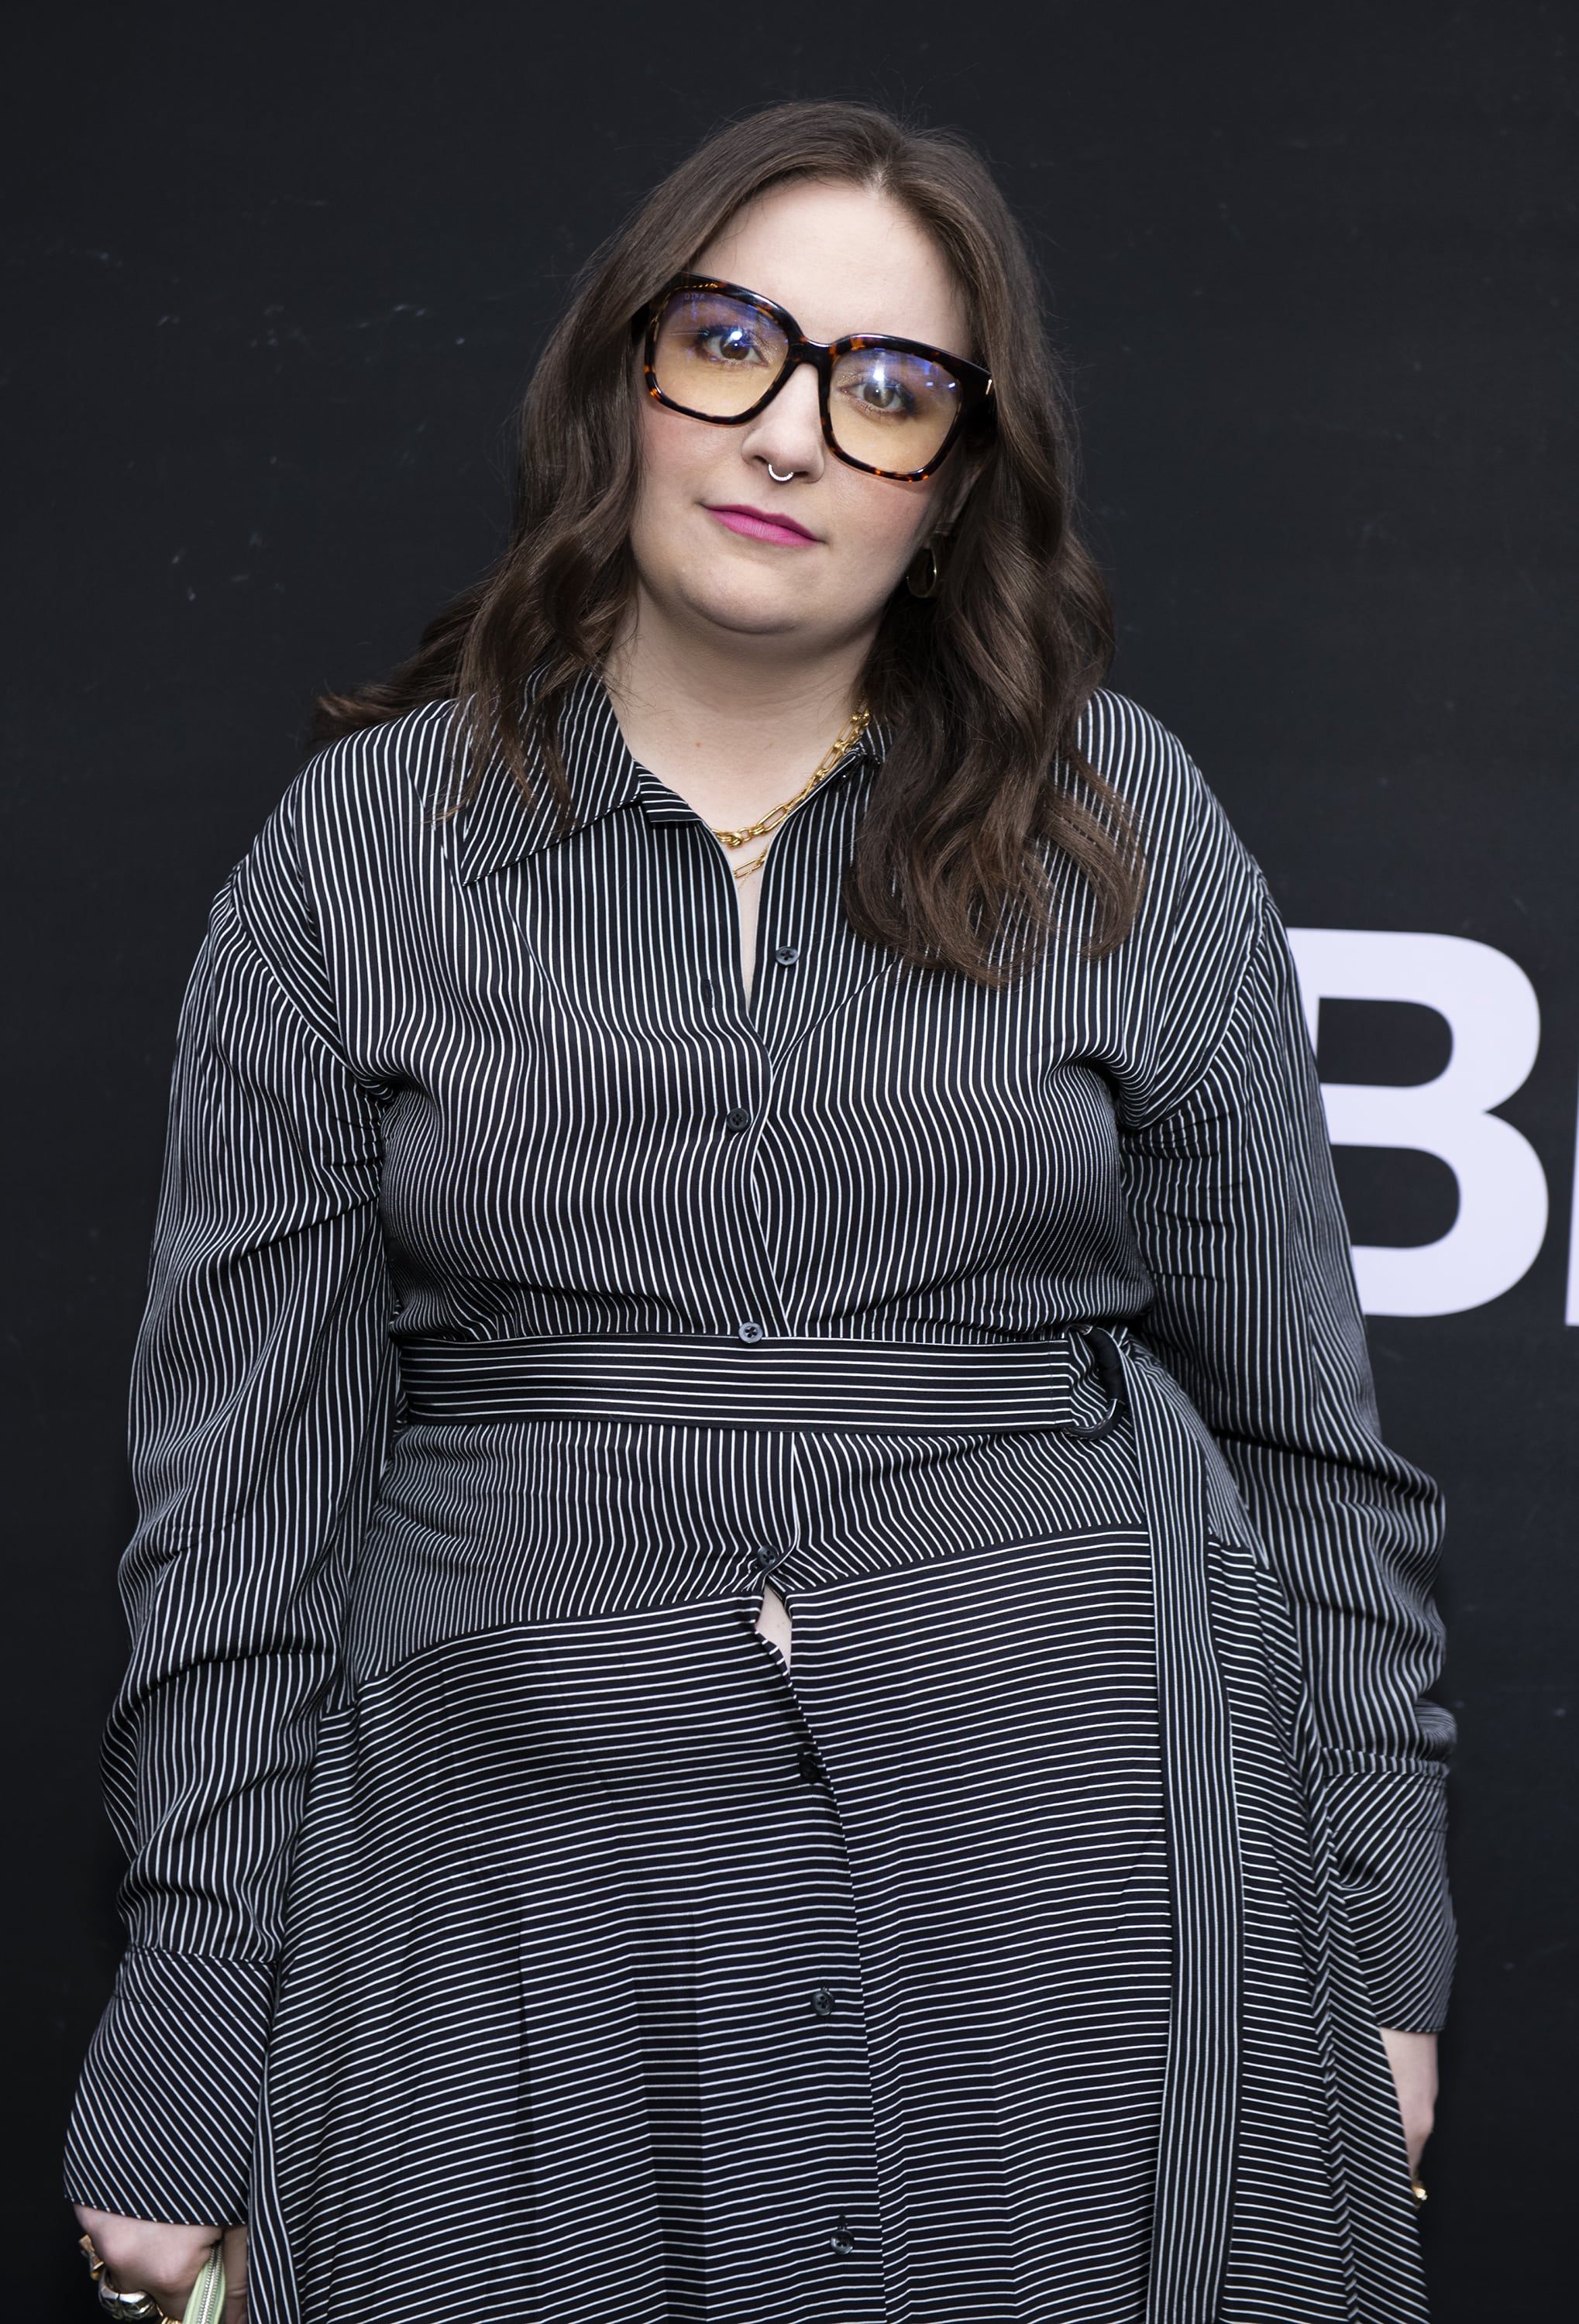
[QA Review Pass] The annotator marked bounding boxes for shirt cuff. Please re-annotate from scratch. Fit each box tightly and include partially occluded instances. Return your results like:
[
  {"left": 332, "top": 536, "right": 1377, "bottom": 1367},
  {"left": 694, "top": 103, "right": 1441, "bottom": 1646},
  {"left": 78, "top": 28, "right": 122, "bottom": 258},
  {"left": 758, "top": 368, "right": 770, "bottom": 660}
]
[
  {"left": 64, "top": 1948, "right": 273, "bottom": 2223},
  {"left": 1320, "top": 1756, "right": 1455, "bottom": 2032}
]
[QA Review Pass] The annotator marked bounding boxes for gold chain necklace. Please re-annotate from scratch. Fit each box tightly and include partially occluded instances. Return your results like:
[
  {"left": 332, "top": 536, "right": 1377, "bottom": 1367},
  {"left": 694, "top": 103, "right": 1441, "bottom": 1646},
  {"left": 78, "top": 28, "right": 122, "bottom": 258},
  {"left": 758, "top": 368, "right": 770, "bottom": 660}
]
[{"left": 710, "top": 703, "right": 871, "bottom": 882}]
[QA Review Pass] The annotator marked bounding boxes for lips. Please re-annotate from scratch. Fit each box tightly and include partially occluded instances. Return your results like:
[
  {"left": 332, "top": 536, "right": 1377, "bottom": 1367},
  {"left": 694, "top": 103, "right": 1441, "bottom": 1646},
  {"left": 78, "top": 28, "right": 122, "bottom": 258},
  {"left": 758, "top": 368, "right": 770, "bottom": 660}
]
[{"left": 707, "top": 504, "right": 820, "bottom": 547}]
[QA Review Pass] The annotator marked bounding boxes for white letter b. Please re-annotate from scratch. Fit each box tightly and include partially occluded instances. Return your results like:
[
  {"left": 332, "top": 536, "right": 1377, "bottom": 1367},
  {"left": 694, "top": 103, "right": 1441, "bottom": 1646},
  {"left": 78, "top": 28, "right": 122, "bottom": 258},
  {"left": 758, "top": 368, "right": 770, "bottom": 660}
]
[{"left": 1286, "top": 929, "right": 1547, "bottom": 1318}]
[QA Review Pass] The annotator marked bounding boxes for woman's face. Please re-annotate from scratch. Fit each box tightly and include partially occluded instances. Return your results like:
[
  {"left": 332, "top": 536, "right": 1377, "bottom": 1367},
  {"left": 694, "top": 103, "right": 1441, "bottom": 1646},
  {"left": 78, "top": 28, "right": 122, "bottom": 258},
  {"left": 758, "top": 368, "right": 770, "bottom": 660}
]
[{"left": 627, "top": 179, "right": 974, "bottom": 662}]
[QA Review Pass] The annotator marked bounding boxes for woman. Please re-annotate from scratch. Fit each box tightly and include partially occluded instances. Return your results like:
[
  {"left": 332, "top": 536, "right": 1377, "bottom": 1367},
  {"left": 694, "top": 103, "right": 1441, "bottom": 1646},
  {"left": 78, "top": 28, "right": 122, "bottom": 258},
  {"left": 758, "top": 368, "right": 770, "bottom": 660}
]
[{"left": 67, "top": 100, "right": 1450, "bottom": 2324}]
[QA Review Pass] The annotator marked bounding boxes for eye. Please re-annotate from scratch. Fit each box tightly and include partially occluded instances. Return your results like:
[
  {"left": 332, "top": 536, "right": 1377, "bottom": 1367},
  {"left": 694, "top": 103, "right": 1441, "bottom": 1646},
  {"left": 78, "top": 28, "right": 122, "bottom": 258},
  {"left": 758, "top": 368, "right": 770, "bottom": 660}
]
[
  {"left": 682, "top": 313, "right": 774, "bottom": 366},
  {"left": 859, "top": 379, "right": 911, "bottom": 414},
  {"left": 849, "top": 359, "right": 916, "bottom": 416}
]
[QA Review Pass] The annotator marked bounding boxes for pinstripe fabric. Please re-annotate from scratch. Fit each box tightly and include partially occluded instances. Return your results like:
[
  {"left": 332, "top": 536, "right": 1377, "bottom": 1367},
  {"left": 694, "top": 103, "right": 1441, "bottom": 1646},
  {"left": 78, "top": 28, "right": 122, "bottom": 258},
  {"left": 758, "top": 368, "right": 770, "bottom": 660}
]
[{"left": 66, "top": 681, "right": 1452, "bottom": 2322}]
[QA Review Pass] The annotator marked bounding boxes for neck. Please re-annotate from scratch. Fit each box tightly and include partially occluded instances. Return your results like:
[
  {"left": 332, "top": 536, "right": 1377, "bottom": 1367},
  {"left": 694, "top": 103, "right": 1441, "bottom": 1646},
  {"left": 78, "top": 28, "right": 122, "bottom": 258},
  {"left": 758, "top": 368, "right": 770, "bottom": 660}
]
[{"left": 603, "top": 587, "right": 872, "bottom": 820}]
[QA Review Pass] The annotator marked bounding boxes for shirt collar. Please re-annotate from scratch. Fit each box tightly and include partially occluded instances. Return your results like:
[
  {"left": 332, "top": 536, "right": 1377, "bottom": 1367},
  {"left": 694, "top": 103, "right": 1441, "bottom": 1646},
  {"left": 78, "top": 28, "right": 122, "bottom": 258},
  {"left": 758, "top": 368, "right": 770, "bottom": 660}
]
[
  {"left": 451, "top": 675, "right": 643, "bottom": 886},
  {"left": 450, "top": 672, "right": 889, "bottom": 886}
]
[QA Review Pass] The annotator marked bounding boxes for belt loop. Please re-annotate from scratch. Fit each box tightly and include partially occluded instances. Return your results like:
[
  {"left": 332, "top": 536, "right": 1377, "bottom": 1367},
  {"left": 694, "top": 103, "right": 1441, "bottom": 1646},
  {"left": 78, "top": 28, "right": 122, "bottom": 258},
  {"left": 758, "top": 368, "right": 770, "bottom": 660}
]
[{"left": 1061, "top": 1325, "right": 1128, "bottom": 1443}]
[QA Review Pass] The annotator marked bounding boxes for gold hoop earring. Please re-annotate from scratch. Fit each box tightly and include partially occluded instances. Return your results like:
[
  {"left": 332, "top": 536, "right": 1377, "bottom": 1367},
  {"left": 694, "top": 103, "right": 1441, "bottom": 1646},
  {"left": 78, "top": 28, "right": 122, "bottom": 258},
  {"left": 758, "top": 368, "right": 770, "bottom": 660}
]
[{"left": 905, "top": 541, "right": 941, "bottom": 599}]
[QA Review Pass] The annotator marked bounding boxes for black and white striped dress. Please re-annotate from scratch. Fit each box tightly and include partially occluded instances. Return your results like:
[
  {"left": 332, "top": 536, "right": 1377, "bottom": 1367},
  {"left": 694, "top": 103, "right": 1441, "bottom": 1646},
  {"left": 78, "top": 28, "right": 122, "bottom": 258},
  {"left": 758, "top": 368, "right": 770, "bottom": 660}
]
[{"left": 66, "top": 682, "right": 1453, "bottom": 2324}]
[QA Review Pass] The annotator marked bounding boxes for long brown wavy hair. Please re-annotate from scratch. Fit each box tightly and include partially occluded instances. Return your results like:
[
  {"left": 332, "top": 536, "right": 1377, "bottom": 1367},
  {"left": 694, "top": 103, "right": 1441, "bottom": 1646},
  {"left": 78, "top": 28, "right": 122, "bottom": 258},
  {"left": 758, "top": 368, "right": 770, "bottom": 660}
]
[{"left": 312, "top": 100, "right": 1142, "bottom": 978}]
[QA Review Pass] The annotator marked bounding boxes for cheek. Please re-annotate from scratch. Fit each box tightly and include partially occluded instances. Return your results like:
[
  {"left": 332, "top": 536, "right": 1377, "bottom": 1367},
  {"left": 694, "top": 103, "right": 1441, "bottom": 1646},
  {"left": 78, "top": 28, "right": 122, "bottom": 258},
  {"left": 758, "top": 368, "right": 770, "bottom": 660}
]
[
  {"left": 625, "top": 421, "right": 679, "bottom": 576},
  {"left": 838, "top": 475, "right": 943, "bottom": 581},
  {"left": 635, "top": 401, "right": 711, "bottom": 506}
]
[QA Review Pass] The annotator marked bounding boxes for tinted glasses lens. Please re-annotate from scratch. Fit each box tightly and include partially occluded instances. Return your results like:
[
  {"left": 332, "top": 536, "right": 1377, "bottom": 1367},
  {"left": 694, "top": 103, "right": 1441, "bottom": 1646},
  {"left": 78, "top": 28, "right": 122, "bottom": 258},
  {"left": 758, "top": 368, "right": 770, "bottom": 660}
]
[
  {"left": 830, "top": 345, "right": 964, "bottom": 471},
  {"left": 651, "top": 287, "right": 789, "bottom": 418}
]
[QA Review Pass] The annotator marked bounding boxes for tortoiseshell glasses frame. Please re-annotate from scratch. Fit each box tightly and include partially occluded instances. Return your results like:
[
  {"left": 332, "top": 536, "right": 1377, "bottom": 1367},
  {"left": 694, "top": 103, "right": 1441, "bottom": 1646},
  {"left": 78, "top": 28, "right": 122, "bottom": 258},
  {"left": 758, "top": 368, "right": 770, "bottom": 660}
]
[{"left": 641, "top": 273, "right": 996, "bottom": 483}]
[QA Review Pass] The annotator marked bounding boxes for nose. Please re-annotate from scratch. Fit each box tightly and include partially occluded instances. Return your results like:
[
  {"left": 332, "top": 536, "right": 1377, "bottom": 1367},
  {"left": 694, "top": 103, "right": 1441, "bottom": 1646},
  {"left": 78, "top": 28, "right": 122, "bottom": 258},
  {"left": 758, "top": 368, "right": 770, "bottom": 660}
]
[{"left": 739, "top": 356, "right": 825, "bottom": 482}]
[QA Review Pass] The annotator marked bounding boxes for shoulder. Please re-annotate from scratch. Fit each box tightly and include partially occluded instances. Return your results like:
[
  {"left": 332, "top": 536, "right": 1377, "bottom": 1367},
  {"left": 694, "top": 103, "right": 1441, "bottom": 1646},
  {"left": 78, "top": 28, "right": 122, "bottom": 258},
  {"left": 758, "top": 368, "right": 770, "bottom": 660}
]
[
  {"left": 234, "top": 701, "right": 459, "bottom": 927},
  {"left": 1076, "top": 689, "right": 1230, "bottom": 866},
  {"left": 265, "top": 700, "right": 460, "bottom": 889},
  {"left": 220, "top": 702, "right": 459, "bottom": 1034},
  {"left": 1065, "top": 692, "right": 1278, "bottom": 1117},
  {"left": 1075, "top": 687, "right": 1264, "bottom": 951}
]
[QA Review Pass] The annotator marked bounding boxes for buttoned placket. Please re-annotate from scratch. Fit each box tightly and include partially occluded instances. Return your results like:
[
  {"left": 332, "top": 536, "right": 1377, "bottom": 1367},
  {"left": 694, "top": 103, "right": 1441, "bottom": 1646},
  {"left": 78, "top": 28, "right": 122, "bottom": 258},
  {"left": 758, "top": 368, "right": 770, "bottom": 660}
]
[
  {"left": 628, "top": 747, "right": 878, "bottom": 1356},
  {"left": 635, "top": 758, "right": 888, "bottom": 2303}
]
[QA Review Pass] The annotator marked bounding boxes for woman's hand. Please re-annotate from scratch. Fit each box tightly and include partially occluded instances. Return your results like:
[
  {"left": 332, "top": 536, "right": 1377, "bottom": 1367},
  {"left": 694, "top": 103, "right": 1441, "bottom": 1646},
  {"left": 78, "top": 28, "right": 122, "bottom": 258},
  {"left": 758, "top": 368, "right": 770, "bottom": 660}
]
[
  {"left": 1378, "top": 2027, "right": 1438, "bottom": 2174},
  {"left": 75, "top": 2208, "right": 248, "bottom": 2322}
]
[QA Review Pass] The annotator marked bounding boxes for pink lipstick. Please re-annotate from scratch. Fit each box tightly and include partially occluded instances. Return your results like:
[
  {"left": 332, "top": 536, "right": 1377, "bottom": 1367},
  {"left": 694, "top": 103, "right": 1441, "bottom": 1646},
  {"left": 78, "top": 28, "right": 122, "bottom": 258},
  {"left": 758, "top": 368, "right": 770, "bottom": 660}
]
[{"left": 707, "top": 503, "right": 819, "bottom": 547}]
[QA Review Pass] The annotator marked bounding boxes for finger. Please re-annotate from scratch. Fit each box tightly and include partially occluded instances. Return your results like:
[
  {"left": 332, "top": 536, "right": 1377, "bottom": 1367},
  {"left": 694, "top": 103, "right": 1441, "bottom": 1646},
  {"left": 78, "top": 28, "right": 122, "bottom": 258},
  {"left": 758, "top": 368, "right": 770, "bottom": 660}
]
[
  {"left": 123, "top": 2264, "right": 206, "bottom": 2319},
  {"left": 102, "top": 2273, "right": 187, "bottom": 2318}
]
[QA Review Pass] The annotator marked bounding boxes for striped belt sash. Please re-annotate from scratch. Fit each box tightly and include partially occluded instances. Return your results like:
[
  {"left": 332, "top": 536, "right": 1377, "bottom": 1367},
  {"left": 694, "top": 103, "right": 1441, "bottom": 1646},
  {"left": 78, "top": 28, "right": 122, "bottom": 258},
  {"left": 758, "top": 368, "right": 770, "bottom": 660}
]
[
  {"left": 396, "top": 1327, "right": 1127, "bottom": 1437},
  {"left": 393, "top": 1325, "right": 1242, "bottom": 2324}
]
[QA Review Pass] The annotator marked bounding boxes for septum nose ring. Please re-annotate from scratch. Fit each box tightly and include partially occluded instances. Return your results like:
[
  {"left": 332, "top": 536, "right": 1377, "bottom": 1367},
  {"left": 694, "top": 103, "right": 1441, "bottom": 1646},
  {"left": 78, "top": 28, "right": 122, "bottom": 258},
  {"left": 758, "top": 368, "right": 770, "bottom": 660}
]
[{"left": 766, "top": 463, "right": 796, "bottom": 483}]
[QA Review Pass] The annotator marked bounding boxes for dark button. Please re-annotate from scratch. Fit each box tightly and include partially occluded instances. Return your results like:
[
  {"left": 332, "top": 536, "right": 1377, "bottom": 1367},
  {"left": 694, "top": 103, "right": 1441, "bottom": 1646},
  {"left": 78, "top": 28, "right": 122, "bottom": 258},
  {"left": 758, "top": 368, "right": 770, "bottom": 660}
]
[
  {"left": 700, "top": 977, "right": 717, "bottom": 1004},
  {"left": 773, "top": 944, "right": 800, "bottom": 967},
  {"left": 796, "top": 1745, "right": 827, "bottom": 1788},
  {"left": 830, "top": 2215, "right": 857, "bottom": 2258},
  {"left": 724, "top": 1105, "right": 752, "bottom": 1133},
  {"left": 737, "top": 1321, "right": 765, "bottom": 1345},
  {"left": 810, "top": 1985, "right": 837, "bottom": 2020}
]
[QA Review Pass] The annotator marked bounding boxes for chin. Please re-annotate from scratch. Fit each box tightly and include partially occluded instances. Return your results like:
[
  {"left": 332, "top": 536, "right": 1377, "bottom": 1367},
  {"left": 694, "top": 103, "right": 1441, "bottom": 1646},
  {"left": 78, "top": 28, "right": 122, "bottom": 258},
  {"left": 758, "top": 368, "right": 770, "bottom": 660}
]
[{"left": 673, "top": 574, "right": 817, "bottom": 640}]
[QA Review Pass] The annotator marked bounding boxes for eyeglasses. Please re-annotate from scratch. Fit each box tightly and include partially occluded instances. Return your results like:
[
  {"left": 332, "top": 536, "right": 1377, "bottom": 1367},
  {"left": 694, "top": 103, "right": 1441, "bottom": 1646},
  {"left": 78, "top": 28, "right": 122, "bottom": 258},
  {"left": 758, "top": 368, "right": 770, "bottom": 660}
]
[{"left": 641, "top": 274, "right": 995, "bottom": 481}]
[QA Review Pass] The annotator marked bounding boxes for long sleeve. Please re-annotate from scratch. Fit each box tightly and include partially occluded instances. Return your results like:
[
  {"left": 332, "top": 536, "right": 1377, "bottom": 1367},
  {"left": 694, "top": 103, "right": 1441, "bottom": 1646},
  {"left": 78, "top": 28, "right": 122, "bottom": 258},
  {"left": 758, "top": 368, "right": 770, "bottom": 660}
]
[
  {"left": 1120, "top": 873, "right": 1454, "bottom": 2033},
  {"left": 65, "top": 813, "right": 396, "bottom": 2223}
]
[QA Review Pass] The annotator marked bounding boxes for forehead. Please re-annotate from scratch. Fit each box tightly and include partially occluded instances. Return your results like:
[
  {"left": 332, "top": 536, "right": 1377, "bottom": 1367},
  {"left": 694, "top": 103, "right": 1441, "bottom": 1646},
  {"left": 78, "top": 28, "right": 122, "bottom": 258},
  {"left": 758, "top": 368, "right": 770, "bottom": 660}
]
[{"left": 692, "top": 179, "right": 968, "bottom": 351}]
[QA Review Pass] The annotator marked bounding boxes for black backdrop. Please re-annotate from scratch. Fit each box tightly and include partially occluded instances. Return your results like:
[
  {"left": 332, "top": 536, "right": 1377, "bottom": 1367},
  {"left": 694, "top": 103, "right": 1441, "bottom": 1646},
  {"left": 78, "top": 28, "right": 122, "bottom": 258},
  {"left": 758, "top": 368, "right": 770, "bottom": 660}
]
[{"left": 7, "top": 2, "right": 1575, "bottom": 2315}]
